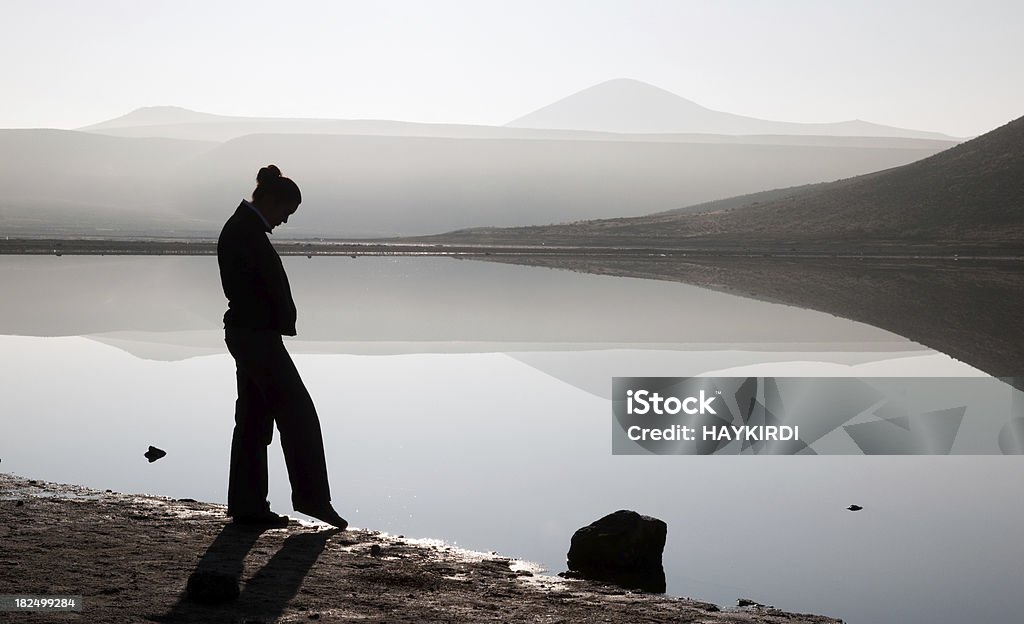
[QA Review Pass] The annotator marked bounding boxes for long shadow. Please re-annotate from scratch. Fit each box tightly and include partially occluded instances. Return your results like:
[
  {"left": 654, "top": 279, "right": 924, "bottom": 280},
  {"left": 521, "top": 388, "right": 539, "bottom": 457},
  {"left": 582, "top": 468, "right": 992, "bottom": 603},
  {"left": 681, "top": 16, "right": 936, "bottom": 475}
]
[
  {"left": 149, "top": 525, "right": 339, "bottom": 623},
  {"left": 236, "top": 529, "right": 340, "bottom": 619}
]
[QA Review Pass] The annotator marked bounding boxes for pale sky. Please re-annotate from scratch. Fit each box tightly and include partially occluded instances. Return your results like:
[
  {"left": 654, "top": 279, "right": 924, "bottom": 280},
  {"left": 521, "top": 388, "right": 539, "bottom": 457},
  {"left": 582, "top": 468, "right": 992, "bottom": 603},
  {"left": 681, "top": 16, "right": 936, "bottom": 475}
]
[{"left": 1, "top": 0, "right": 1021, "bottom": 137}]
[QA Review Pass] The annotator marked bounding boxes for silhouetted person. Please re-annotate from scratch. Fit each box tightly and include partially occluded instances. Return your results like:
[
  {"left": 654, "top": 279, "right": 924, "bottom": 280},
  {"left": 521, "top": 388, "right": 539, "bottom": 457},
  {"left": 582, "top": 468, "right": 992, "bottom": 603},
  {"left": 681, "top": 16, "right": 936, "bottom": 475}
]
[{"left": 217, "top": 164, "right": 347, "bottom": 529}]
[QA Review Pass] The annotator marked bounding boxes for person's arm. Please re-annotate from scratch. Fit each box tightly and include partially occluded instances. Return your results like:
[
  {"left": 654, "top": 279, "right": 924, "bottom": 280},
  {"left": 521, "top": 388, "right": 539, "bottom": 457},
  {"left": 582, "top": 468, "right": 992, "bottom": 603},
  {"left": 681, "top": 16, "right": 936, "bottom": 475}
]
[
  {"left": 248, "top": 238, "right": 297, "bottom": 336},
  {"left": 219, "top": 217, "right": 297, "bottom": 335}
]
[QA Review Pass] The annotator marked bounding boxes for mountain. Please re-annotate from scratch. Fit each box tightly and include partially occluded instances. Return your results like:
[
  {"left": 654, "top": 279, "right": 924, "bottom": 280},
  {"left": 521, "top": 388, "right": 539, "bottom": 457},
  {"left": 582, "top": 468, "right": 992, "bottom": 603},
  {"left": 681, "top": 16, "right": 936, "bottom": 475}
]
[
  {"left": 428, "top": 114, "right": 1024, "bottom": 249},
  {"left": 0, "top": 129, "right": 218, "bottom": 236},
  {"left": 82, "top": 105, "right": 230, "bottom": 129},
  {"left": 78, "top": 104, "right": 956, "bottom": 147},
  {"left": 506, "top": 79, "right": 958, "bottom": 140},
  {"left": 0, "top": 126, "right": 952, "bottom": 238}
]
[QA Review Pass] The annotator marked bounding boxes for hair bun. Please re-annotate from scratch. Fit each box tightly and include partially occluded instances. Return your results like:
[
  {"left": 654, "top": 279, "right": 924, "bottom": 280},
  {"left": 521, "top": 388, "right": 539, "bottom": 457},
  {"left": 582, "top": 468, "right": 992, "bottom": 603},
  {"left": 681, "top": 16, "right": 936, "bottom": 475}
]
[{"left": 256, "top": 164, "right": 282, "bottom": 185}]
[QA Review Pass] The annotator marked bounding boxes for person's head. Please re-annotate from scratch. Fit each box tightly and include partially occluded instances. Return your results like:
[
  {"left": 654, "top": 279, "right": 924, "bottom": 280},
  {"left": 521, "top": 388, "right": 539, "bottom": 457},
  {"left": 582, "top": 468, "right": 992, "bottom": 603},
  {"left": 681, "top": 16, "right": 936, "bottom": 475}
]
[{"left": 251, "top": 164, "right": 301, "bottom": 229}]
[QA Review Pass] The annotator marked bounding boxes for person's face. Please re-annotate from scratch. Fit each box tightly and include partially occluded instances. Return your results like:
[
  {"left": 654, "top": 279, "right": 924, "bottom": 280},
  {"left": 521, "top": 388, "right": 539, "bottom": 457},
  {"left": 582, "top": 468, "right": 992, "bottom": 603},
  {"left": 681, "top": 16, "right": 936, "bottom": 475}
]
[{"left": 268, "top": 200, "right": 299, "bottom": 229}]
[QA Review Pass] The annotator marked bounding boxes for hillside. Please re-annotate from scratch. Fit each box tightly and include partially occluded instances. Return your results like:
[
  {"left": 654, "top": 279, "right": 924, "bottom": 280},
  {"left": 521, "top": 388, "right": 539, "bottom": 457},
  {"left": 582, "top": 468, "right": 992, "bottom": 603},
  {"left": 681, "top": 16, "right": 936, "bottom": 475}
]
[
  {"left": 507, "top": 79, "right": 958, "bottom": 140},
  {"left": 428, "top": 114, "right": 1024, "bottom": 250},
  {"left": 0, "top": 130, "right": 218, "bottom": 235},
  {"left": 79, "top": 104, "right": 958, "bottom": 147},
  {"left": 0, "top": 129, "right": 949, "bottom": 238},
  {"left": 81, "top": 105, "right": 232, "bottom": 129}
]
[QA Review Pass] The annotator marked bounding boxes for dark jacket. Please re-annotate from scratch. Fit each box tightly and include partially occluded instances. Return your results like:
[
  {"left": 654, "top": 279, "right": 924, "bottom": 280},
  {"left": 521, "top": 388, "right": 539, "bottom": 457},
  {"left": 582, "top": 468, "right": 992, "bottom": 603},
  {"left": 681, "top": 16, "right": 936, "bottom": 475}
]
[{"left": 217, "top": 201, "right": 297, "bottom": 336}]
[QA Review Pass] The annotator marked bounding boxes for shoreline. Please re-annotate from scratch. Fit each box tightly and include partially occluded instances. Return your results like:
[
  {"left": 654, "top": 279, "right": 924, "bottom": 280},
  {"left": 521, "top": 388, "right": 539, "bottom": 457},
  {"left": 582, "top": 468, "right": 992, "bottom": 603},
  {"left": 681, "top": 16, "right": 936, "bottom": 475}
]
[
  {"left": 0, "top": 472, "right": 841, "bottom": 623},
  {"left": 2, "top": 237, "right": 1023, "bottom": 260}
]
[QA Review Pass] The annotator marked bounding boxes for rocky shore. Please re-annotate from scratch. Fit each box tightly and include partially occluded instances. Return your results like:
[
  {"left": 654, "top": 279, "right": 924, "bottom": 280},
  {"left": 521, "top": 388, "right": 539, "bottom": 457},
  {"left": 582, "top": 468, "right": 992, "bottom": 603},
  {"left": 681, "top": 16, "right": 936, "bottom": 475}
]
[{"left": 0, "top": 473, "right": 841, "bottom": 623}]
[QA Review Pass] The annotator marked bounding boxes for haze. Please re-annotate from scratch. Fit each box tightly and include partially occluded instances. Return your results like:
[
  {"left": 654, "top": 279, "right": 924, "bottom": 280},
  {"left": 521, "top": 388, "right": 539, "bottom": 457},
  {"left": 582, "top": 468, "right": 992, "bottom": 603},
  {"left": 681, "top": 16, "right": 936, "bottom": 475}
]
[{"left": 1, "top": 0, "right": 1022, "bottom": 138}]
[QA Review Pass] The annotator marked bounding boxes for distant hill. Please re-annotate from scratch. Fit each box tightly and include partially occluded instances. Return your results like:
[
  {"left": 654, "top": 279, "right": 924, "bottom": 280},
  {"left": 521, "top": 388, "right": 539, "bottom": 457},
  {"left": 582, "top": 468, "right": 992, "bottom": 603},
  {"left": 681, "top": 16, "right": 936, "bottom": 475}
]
[
  {"left": 82, "top": 105, "right": 230, "bottom": 129},
  {"left": 507, "top": 78, "right": 959, "bottom": 141},
  {"left": 427, "top": 114, "right": 1024, "bottom": 249},
  {"left": 79, "top": 104, "right": 958, "bottom": 148},
  {"left": 0, "top": 128, "right": 950, "bottom": 239},
  {"left": 650, "top": 182, "right": 832, "bottom": 217},
  {"left": 0, "top": 129, "right": 218, "bottom": 236}
]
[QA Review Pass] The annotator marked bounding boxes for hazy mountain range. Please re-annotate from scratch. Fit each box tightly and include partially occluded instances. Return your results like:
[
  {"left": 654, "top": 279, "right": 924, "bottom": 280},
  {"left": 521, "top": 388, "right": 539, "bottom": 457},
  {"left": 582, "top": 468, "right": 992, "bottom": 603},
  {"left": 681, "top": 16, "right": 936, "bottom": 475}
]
[
  {"left": 426, "top": 113, "right": 1024, "bottom": 249},
  {"left": 82, "top": 79, "right": 960, "bottom": 143},
  {"left": 1, "top": 79, "right": 962, "bottom": 239},
  {"left": 507, "top": 79, "right": 960, "bottom": 140}
]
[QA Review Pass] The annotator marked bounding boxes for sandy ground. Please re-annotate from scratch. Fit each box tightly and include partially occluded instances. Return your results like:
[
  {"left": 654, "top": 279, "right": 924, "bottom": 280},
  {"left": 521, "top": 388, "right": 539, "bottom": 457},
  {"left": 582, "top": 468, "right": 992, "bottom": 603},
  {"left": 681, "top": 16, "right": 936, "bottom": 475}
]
[{"left": 0, "top": 473, "right": 842, "bottom": 623}]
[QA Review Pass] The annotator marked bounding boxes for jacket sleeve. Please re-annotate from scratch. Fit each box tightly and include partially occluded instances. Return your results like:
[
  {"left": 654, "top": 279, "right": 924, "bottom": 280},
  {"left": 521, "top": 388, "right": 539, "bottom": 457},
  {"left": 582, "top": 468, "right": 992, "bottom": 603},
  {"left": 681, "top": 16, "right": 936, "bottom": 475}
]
[
  {"left": 219, "top": 225, "right": 297, "bottom": 335},
  {"left": 256, "top": 244, "right": 298, "bottom": 336}
]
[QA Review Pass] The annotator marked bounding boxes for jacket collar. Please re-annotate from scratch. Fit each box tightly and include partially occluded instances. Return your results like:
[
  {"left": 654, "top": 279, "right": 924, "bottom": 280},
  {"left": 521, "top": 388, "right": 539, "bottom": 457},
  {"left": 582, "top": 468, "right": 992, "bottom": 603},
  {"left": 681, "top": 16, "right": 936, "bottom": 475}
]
[{"left": 237, "top": 200, "right": 272, "bottom": 233}]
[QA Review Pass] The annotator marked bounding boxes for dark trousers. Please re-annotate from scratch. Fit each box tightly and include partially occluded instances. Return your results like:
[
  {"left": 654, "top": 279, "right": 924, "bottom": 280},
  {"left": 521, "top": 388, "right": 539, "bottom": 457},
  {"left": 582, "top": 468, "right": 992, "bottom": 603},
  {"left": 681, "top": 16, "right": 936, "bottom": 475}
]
[{"left": 224, "top": 327, "right": 331, "bottom": 515}]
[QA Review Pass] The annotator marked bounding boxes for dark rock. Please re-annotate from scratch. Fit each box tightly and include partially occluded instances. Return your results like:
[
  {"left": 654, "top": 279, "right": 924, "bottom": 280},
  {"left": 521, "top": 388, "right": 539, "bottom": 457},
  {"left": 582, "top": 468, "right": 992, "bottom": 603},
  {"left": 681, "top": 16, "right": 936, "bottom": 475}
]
[
  {"left": 144, "top": 446, "right": 167, "bottom": 463},
  {"left": 566, "top": 510, "right": 667, "bottom": 593},
  {"left": 369, "top": 544, "right": 383, "bottom": 557},
  {"left": 185, "top": 570, "right": 239, "bottom": 604},
  {"left": 177, "top": 498, "right": 197, "bottom": 503},
  {"left": 737, "top": 598, "right": 768, "bottom": 608},
  {"left": 15, "top": 501, "right": 24, "bottom": 507},
  {"left": 847, "top": 504, "right": 863, "bottom": 511}
]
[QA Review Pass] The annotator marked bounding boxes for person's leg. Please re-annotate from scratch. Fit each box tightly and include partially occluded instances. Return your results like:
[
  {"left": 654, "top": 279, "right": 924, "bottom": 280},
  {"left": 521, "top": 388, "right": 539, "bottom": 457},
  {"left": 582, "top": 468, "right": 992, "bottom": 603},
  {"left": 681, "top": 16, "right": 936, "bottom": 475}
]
[
  {"left": 226, "top": 361, "right": 275, "bottom": 516},
  {"left": 225, "top": 329, "right": 332, "bottom": 509},
  {"left": 268, "top": 343, "right": 332, "bottom": 509}
]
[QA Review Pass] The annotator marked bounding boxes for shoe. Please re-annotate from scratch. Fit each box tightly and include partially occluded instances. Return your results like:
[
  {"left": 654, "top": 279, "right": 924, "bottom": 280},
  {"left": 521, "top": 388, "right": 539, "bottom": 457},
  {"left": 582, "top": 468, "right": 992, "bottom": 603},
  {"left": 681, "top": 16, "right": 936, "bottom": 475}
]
[
  {"left": 229, "top": 509, "right": 291, "bottom": 528},
  {"left": 293, "top": 503, "right": 348, "bottom": 530}
]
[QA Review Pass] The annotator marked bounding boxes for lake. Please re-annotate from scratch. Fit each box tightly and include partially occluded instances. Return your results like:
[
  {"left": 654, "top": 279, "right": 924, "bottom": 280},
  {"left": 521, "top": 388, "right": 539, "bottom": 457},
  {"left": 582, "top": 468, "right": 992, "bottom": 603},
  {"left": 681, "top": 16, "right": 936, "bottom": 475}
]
[{"left": 1, "top": 254, "right": 1021, "bottom": 623}]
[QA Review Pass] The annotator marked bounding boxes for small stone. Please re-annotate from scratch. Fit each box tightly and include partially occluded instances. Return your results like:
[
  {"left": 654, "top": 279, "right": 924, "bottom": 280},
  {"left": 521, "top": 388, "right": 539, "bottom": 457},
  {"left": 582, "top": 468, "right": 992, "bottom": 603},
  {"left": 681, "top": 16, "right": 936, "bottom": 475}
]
[
  {"left": 15, "top": 501, "right": 24, "bottom": 507},
  {"left": 370, "top": 544, "right": 383, "bottom": 557},
  {"left": 144, "top": 446, "right": 167, "bottom": 463}
]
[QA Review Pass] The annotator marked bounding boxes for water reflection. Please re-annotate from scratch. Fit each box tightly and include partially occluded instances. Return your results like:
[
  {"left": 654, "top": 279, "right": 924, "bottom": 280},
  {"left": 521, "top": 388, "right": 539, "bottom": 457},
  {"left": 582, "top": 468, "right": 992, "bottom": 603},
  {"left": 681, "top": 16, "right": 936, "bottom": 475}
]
[
  {"left": 476, "top": 254, "right": 1024, "bottom": 383},
  {"left": 1, "top": 255, "right": 1021, "bottom": 624},
  {"left": 0, "top": 255, "right": 920, "bottom": 356}
]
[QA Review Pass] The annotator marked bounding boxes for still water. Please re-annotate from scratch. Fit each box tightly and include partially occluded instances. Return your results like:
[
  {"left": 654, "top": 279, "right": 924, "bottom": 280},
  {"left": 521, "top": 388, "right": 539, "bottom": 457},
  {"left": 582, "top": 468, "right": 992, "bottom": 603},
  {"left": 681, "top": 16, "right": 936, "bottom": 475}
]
[{"left": 1, "top": 255, "right": 1020, "bottom": 623}]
